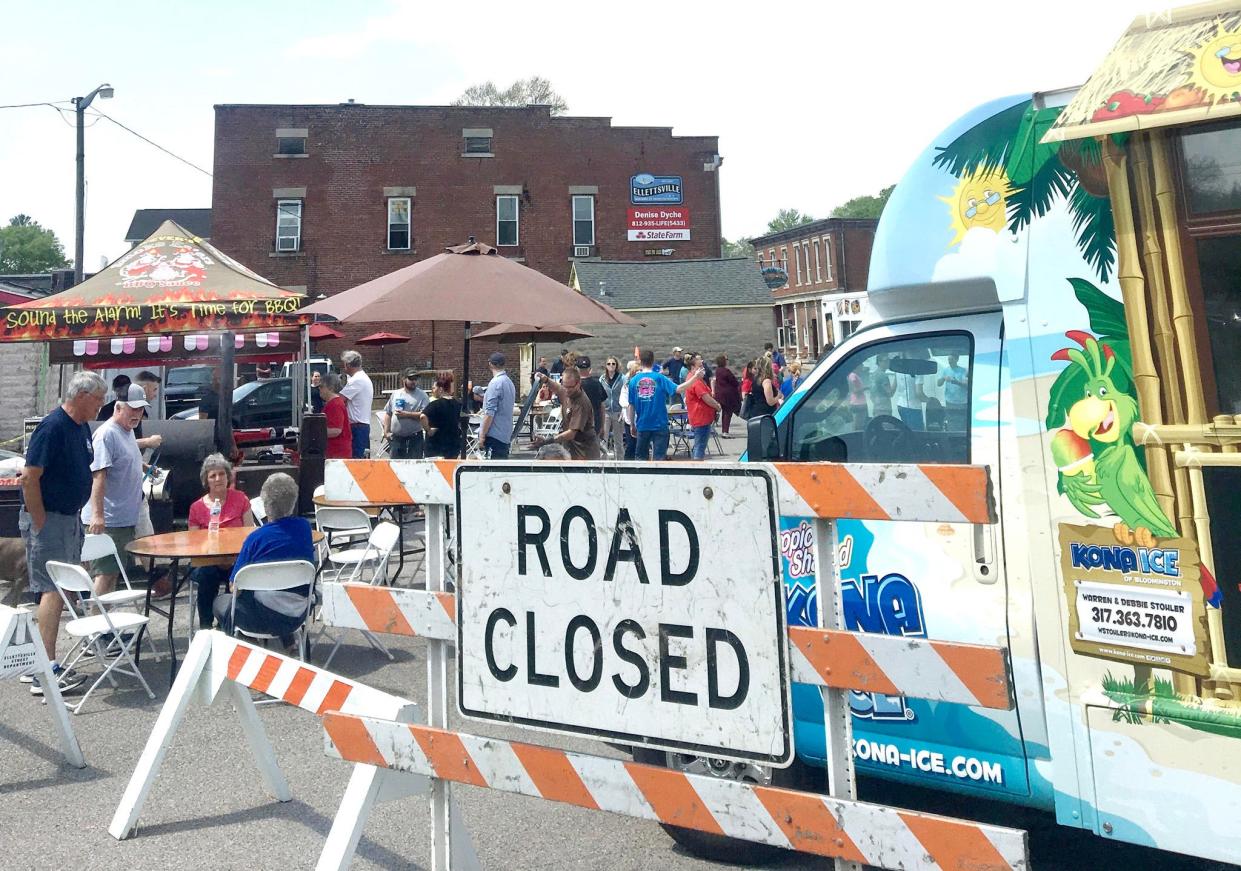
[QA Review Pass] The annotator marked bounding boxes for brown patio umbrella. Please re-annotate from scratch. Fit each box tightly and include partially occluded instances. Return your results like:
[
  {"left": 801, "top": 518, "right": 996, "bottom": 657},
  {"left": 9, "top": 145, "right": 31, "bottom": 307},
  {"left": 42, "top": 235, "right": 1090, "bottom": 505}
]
[
  {"left": 356, "top": 330, "right": 411, "bottom": 368},
  {"left": 299, "top": 239, "right": 639, "bottom": 451},
  {"left": 471, "top": 322, "right": 594, "bottom": 344},
  {"left": 299, "top": 240, "right": 639, "bottom": 330}
]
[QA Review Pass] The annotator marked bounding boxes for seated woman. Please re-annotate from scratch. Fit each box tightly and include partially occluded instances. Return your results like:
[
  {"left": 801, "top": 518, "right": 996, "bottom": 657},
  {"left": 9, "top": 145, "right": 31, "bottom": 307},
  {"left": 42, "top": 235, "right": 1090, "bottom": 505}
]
[
  {"left": 213, "top": 473, "right": 314, "bottom": 647},
  {"left": 189, "top": 453, "right": 251, "bottom": 629}
]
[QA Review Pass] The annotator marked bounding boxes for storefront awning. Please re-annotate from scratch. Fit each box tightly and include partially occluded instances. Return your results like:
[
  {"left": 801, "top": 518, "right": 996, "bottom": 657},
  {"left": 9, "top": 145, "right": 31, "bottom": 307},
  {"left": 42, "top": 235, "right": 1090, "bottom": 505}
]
[{"left": 1043, "top": 3, "right": 1241, "bottom": 143}]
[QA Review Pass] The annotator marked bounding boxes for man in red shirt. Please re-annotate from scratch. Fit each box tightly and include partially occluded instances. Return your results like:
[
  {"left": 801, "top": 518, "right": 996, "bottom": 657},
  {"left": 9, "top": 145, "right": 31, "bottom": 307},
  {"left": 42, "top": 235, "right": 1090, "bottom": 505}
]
[
  {"left": 683, "top": 355, "right": 721, "bottom": 460},
  {"left": 319, "top": 373, "right": 352, "bottom": 459}
]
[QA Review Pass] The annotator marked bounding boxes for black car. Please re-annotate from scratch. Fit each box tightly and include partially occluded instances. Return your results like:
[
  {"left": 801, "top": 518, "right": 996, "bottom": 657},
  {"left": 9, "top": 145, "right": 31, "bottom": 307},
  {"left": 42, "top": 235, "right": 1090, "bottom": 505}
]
[
  {"left": 173, "top": 378, "right": 295, "bottom": 430},
  {"left": 164, "top": 366, "right": 215, "bottom": 415}
]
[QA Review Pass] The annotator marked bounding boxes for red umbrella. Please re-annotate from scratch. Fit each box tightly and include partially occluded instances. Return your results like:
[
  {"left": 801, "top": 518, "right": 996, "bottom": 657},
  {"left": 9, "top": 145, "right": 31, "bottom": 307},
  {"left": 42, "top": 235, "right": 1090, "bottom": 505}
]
[
  {"left": 356, "top": 330, "right": 411, "bottom": 368},
  {"left": 308, "top": 322, "right": 344, "bottom": 340}
]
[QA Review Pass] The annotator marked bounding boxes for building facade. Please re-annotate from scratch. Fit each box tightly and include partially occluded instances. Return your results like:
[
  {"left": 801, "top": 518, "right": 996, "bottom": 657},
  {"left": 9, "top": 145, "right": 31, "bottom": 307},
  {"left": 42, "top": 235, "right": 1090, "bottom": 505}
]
[
  {"left": 750, "top": 217, "right": 877, "bottom": 363},
  {"left": 210, "top": 103, "right": 722, "bottom": 379}
]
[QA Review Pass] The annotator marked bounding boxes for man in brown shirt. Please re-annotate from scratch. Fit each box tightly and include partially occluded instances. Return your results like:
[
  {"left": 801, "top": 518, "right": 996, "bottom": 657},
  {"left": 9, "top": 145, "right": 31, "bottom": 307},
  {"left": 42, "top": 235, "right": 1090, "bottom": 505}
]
[{"left": 533, "top": 369, "right": 601, "bottom": 460}]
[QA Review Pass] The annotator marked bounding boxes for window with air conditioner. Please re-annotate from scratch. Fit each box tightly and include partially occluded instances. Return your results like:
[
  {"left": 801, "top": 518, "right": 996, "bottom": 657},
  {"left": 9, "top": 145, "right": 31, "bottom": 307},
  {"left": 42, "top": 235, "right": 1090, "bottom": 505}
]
[
  {"left": 387, "top": 197, "right": 411, "bottom": 250},
  {"left": 465, "top": 136, "right": 493, "bottom": 155},
  {"left": 496, "top": 195, "right": 519, "bottom": 247},
  {"left": 572, "top": 195, "right": 595, "bottom": 247},
  {"left": 276, "top": 199, "right": 302, "bottom": 252}
]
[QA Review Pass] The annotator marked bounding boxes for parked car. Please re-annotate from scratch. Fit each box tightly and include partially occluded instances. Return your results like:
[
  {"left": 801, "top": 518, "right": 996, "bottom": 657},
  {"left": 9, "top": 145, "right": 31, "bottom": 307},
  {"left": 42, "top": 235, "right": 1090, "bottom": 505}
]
[
  {"left": 281, "top": 357, "right": 334, "bottom": 380},
  {"left": 164, "top": 365, "right": 215, "bottom": 416},
  {"left": 173, "top": 377, "right": 294, "bottom": 430}
]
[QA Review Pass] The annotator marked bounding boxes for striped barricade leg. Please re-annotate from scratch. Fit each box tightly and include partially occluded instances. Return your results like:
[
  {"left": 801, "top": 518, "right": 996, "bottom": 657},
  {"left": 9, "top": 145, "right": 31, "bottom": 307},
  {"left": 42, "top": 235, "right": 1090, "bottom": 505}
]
[
  {"left": 323, "top": 715, "right": 1029, "bottom": 871},
  {"left": 109, "top": 628, "right": 425, "bottom": 857},
  {"left": 0, "top": 604, "right": 85, "bottom": 768}
]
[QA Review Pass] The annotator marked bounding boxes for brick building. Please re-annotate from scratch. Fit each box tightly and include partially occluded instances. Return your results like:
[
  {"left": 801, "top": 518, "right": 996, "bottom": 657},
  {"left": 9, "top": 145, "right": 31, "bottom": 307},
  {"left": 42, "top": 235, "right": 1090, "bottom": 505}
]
[
  {"left": 749, "top": 218, "right": 877, "bottom": 363},
  {"left": 210, "top": 102, "right": 723, "bottom": 380}
]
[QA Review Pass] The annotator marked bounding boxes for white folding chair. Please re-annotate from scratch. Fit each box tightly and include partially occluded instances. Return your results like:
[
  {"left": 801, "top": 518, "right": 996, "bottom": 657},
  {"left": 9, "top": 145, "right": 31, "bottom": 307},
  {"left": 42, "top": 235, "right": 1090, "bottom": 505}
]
[
  {"left": 315, "top": 506, "right": 374, "bottom": 571},
  {"left": 249, "top": 495, "right": 267, "bottom": 526},
  {"left": 80, "top": 533, "right": 162, "bottom": 661},
  {"left": 229, "top": 559, "right": 317, "bottom": 664},
  {"left": 320, "top": 522, "right": 401, "bottom": 669},
  {"left": 46, "top": 561, "right": 156, "bottom": 714},
  {"left": 533, "top": 407, "right": 562, "bottom": 440}
]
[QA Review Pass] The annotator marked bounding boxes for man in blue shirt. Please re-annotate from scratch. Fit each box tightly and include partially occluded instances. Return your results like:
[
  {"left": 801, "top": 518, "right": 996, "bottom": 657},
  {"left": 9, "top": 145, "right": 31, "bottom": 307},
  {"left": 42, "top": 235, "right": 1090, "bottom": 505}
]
[
  {"left": 477, "top": 352, "right": 516, "bottom": 459},
  {"left": 214, "top": 473, "right": 314, "bottom": 648},
  {"left": 20, "top": 371, "right": 107, "bottom": 696},
  {"left": 663, "top": 347, "right": 685, "bottom": 383},
  {"left": 625, "top": 348, "right": 695, "bottom": 460}
]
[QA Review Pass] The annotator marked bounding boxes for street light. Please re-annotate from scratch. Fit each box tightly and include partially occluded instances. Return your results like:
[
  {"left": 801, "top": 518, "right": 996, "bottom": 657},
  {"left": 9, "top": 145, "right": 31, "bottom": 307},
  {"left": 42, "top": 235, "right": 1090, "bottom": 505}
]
[{"left": 73, "top": 83, "right": 113, "bottom": 285}]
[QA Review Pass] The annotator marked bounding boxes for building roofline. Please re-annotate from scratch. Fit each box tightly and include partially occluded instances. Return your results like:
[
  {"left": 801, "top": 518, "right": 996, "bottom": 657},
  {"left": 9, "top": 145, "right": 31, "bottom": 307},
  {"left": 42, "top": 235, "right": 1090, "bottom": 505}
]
[
  {"left": 213, "top": 104, "right": 717, "bottom": 139},
  {"left": 749, "top": 217, "right": 879, "bottom": 247}
]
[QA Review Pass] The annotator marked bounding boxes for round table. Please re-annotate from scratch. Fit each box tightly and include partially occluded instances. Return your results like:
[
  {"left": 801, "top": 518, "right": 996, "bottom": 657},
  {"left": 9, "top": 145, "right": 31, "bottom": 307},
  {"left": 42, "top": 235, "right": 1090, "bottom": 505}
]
[{"left": 128, "top": 527, "right": 325, "bottom": 681}]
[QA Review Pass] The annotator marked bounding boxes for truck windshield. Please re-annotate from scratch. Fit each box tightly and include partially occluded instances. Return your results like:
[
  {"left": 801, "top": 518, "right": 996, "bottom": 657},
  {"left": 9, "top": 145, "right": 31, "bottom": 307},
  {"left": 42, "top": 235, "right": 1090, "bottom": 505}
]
[{"left": 787, "top": 332, "right": 973, "bottom": 464}]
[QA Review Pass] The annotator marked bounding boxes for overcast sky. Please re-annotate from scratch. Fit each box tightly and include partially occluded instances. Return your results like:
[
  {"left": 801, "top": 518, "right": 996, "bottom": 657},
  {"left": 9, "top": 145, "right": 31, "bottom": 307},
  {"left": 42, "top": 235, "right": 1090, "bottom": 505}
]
[{"left": 0, "top": 0, "right": 1158, "bottom": 271}]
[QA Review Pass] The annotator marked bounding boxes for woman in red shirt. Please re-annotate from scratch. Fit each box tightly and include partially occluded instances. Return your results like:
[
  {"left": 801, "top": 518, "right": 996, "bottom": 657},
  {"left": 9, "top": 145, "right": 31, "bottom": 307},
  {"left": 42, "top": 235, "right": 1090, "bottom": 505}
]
[
  {"left": 320, "top": 373, "right": 353, "bottom": 459},
  {"left": 683, "top": 355, "right": 721, "bottom": 461},
  {"left": 188, "top": 453, "right": 252, "bottom": 629}
]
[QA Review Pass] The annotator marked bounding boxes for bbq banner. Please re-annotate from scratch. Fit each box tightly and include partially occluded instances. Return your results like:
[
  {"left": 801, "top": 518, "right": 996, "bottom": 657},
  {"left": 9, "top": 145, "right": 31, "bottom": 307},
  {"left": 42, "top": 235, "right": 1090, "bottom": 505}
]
[
  {"left": 0, "top": 298, "right": 308, "bottom": 342},
  {"left": 1059, "top": 523, "right": 1210, "bottom": 676}
]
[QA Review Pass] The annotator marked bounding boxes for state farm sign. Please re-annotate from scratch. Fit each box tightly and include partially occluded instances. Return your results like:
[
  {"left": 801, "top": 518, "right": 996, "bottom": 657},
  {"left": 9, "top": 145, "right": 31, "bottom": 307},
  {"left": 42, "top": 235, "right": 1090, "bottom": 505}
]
[{"left": 628, "top": 207, "right": 691, "bottom": 241}]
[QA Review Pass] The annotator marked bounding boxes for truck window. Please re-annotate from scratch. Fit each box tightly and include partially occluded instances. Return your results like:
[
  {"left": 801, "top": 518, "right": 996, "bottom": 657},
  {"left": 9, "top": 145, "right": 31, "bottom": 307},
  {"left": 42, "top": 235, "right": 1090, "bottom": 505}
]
[{"left": 788, "top": 332, "right": 973, "bottom": 464}]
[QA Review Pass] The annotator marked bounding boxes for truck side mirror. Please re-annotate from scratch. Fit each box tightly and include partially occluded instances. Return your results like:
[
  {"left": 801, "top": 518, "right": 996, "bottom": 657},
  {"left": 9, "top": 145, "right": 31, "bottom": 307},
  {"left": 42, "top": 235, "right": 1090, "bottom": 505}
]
[{"left": 747, "top": 414, "right": 781, "bottom": 461}]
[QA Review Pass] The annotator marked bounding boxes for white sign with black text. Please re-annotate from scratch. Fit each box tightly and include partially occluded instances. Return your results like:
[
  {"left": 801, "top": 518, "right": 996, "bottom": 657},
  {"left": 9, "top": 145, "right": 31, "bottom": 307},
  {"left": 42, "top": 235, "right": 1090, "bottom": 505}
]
[{"left": 455, "top": 464, "right": 791, "bottom": 765}]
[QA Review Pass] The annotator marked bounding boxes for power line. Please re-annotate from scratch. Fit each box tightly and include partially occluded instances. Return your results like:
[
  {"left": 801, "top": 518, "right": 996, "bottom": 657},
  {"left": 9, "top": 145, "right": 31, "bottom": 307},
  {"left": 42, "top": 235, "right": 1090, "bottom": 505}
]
[
  {"left": 0, "top": 100, "right": 73, "bottom": 110},
  {"left": 88, "top": 108, "right": 213, "bottom": 178}
]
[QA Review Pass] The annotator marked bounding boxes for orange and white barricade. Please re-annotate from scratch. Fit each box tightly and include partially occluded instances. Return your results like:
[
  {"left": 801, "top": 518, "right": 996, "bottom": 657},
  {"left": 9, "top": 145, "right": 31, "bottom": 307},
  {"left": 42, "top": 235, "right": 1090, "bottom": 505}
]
[
  {"left": 108, "top": 628, "right": 478, "bottom": 870},
  {"left": 318, "top": 458, "right": 1027, "bottom": 871},
  {"left": 0, "top": 603, "right": 85, "bottom": 768}
]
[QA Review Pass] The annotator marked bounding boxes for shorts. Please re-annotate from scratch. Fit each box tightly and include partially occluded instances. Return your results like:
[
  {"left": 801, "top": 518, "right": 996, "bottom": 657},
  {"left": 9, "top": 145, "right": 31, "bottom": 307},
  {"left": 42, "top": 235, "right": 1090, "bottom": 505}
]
[
  {"left": 89, "top": 526, "right": 137, "bottom": 576},
  {"left": 19, "top": 509, "right": 84, "bottom": 596}
]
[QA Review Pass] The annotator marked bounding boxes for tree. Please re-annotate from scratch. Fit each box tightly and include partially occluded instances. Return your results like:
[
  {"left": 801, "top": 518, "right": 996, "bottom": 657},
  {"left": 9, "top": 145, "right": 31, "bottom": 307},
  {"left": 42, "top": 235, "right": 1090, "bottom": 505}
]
[
  {"left": 830, "top": 185, "right": 895, "bottom": 219},
  {"left": 453, "top": 76, "right": 568, "bottom": 115},
  {"left": 0, "top": 214, "right": 70, "bottom": 274},
  {"left": 722, "top": 237, "right": 754, "bottom": 259},
  {"left": 765, "top": 208, "right": 815, "bottom": 234}
]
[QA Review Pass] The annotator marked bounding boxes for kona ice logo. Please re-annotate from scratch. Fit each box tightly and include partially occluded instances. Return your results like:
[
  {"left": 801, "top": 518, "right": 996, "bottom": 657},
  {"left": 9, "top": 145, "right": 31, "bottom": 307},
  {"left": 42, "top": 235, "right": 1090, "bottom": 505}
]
[
  {"left": 1070, "top": 542, "right": 1181, "bottom": 577},
  {"left": 780, "top": 521, "right": 926, "bottom": 722},
  {"left": 843, "top": 572, "right": 926, "bottom": 721}
]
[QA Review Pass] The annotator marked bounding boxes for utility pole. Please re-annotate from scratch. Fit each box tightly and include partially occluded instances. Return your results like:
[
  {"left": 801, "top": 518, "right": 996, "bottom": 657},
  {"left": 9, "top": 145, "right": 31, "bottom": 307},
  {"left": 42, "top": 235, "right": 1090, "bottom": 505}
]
[{"left": 73, "top": 83, "right": 114, "bottom": 285}]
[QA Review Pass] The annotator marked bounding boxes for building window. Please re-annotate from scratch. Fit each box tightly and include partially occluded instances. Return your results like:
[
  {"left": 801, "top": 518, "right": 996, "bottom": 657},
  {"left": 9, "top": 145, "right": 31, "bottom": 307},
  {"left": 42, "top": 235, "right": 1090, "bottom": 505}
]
[
  {"left": 571, "top": 195, "right": 595, "bottom": 246},
  {"left": 465, "top": 135, "right": 493, "bottom": 155},
  {"left": 276, "top": 136, "right": 306, "bottom": 155},
  {"left": 496, "top": 195, "right": 519, "bottom": 246},
  {"left": 769, "top": 249, "right": 777, "bottom": 271},
  {"left": 823, "top": 236, "right": 834, "bottom": 281},
  {"left": 793, "top": 244, "right": 803, "bottom": 285},
  {"left": 387, "top": 197, "right": 411, "bottom": 250},
  {"left": 779, "top": 246, "right": 788, "bottom": 276},
  {"left": 276, "top": 199, "right": 302, "bottom": 252},
  {"left": 813, "top": 238, "right": 822, "bottom": 281}
]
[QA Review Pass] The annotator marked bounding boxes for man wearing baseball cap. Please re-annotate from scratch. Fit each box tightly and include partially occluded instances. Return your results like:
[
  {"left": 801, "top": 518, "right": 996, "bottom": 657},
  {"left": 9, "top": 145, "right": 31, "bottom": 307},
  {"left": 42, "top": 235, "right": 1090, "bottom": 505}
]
[
  {"left": 477, "top": 351, "right": 516, "bottom": 459},
  {"left": 81, "top": 383, "right": 149, "bottom": 602},
  {"left": 663, "top": 347, "right": 686, "bottom": 382},
  {"left": 382, "top": 368, "right": 430, "bottom": 459}
]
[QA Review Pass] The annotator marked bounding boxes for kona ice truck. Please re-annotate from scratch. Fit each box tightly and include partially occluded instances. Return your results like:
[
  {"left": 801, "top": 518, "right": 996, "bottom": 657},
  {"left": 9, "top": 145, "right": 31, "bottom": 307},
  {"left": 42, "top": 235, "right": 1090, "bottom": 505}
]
[{"left": 742, "top": 4, "right": 1241, "bottom": 865}]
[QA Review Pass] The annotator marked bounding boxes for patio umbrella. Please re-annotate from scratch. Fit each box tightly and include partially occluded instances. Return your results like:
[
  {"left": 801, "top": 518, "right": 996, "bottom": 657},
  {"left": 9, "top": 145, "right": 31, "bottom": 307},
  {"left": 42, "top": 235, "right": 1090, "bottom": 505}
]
[
  {"left": 298, "top": 239, "right": 639, "bottom": 449},
  {"left": 471, "top": 322, "right": 594, "bottom": 345},
  {"left": 356, "top": 330, "right": 410, "bottom": 368},
  {"left": 308, "top": 323, "right": 345, "bottom": 341}
]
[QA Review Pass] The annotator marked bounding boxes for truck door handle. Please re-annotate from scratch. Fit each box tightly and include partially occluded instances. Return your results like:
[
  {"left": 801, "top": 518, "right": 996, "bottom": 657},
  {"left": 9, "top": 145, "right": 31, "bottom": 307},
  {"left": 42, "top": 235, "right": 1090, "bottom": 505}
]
[{"left": 972, "top": 523, "right": 997, "bottom": 584}]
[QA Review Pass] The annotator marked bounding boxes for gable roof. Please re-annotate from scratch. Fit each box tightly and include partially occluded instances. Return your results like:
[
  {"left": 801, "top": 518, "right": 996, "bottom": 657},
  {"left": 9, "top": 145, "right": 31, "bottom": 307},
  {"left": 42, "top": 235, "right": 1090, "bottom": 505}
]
[
  {"left": 125, "top": 208, "right": 212, "bottom": 243},
  {"left": 570, "top": 258, "right": 770, "bottom": 310}
]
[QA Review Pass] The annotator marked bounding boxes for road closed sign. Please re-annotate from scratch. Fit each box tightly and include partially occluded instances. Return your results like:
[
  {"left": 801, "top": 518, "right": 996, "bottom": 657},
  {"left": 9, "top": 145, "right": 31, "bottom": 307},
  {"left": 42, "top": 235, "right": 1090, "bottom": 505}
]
[{"left": 455, "top": 464, "right": 791, "bottom": 765}]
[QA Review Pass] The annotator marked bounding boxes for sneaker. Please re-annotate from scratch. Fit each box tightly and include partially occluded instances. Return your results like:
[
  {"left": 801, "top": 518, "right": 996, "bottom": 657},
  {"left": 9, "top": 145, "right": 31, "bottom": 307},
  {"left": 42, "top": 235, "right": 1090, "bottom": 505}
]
[{"left": 30, "top": 666, "right": 86, "bottom": 696}]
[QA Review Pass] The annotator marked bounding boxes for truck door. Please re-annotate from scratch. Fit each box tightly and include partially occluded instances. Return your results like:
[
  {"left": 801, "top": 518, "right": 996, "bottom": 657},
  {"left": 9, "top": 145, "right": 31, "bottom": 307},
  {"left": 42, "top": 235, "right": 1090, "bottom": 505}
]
[{"left": 779, "top": 311, "right": 1029, "bottom": 797}]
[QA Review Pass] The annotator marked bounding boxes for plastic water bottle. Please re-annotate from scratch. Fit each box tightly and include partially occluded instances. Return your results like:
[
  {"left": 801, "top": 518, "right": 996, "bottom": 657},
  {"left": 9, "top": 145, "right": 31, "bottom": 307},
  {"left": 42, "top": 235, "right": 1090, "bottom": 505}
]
[{"left": 208, "top": 497, "right": 222, "bottom": 537}]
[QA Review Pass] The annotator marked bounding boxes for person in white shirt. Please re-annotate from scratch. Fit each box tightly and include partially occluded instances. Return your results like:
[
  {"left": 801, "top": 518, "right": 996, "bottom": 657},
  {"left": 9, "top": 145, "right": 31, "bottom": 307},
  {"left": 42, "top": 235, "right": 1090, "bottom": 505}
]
[{"left": 338, "top": 350, "right": 374, "bottom": 458}]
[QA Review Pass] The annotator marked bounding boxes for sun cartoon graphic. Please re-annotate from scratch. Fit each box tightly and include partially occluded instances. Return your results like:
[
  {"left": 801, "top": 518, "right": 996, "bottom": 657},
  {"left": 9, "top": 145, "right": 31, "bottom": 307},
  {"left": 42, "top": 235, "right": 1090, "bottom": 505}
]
[
  {"left": 1185, "top": 19, "right": 1241, "bottom": 102},
  {"left": 940, "top": 168, "right": 1013, "bottom": 248}
]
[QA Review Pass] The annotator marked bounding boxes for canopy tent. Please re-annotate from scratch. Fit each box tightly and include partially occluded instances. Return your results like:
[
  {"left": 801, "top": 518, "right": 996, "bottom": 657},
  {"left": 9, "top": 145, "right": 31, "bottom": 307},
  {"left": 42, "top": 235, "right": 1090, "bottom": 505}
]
[
  {"left": 1043, "top": 3, "right": 1241, "bottom": 143},
  {"left": 0, "top": 219, "right": 309, "bottom": 342}
]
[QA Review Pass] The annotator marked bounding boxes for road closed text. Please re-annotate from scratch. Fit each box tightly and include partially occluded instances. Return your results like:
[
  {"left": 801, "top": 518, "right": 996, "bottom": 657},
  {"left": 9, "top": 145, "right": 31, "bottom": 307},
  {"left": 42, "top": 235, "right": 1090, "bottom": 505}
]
[{"left": 455, "top": 467, "right": 790, "bottom": 764}]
